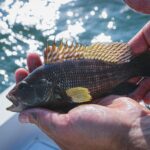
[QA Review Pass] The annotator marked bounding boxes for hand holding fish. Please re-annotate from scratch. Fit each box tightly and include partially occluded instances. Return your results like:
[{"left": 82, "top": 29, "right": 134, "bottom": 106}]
[
  {"left": 15, "top": 19, "right": 150, "bottom": 149},
  {"left": 7, "top": 1, "right": 150, "bottom": 149},
  {"left": 128, "top": 21, "right": 150, "bottom": 103}
]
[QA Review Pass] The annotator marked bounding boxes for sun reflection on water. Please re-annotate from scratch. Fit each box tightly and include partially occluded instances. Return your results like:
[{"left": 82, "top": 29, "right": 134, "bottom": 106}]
[{"left": 99, "top": 9, "right": 108, "bottom": 19}]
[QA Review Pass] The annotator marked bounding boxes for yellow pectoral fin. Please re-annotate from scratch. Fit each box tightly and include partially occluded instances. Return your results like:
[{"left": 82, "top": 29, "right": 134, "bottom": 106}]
[{"left": 66, "top": 87, "right": 92, "bottom": 103}]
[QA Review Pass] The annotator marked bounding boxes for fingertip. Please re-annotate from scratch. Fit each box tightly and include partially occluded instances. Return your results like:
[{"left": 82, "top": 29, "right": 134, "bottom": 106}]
[
  {"left": 19, "top": 109, "right": 41, "bottom": 124},
  {"left": 19, "top": 112, "right": 30, "bottom": 123},
  {"left": 128, "top": 32, "right": 148, "bottom": 56},
  {"left": 15, "top": 68, "right": 28, "bottom": 83},
  {"left": 27, "top": 53, "right": 42, "bottom": 72},
  {"left": 128, "top": 21, "right": 150, "bottom": 56},
  {"left": 19, "top": 108, "right": 50, "bottom": 123}
]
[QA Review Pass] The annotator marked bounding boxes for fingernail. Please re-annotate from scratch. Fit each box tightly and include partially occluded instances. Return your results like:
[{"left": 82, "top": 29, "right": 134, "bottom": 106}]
[
  {"left": 19, "top": 113, "right": 30, "bottom": 123},
  {"left": 15, "top": 68, "right": 28, "bottom": 83}
]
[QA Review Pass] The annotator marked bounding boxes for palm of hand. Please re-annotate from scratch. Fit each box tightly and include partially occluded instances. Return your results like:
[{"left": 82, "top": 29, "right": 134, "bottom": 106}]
[{"left": 20, "top": 95, "right": 150, "bottom": 150}]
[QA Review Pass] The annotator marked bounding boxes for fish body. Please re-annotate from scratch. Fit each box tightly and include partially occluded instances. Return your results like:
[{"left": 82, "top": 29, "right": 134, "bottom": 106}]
[
  {"left": 6, "top": 42, "right": 150, "bottom": 112},
  {"left": 43, "top": 59, "right": 133, "bottom": 97}
]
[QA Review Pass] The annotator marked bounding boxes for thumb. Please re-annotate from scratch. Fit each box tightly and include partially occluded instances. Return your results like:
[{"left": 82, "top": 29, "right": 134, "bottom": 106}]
[
  {"left": 19, "top": 108, "right": 70, "bottom": 132},
  {"left": 124, "top": 0, "right": 150, "bottom": 14}
]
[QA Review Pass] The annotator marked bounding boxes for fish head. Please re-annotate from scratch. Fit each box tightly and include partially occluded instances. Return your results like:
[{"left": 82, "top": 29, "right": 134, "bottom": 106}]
[{"left": 6, "top": 67, "right": 53, "bottom": 112}]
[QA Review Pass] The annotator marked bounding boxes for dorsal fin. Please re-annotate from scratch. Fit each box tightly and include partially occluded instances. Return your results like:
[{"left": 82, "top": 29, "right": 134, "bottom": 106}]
[
  {"left": 44, "top": 41, "right": 132, "bottom": 64},
  {"left": 44, "top": 40, "right": 85, "bottom": 64},
  {"left": 84, "top": 42, "right": 132, "bottom": 64}
]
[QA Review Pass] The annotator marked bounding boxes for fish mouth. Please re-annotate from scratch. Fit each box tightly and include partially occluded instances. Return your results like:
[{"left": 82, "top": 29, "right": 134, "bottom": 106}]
[
  {"left": 6, "top": 93, "right": 19, "bottom": 106},
  {"left": 6, "top": 93, "right": 22, "bottom": 112}
]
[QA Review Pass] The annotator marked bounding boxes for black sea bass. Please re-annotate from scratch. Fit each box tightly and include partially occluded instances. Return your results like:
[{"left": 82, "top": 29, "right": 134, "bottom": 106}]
[{"left": 6, "top": 41, "right": 150, "bottom": 112}]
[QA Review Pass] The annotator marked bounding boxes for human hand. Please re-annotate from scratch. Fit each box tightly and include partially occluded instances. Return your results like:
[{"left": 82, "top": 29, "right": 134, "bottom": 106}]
[
  {"left": 19, "top": 94, "right": 150, "bottom": 150},
  {"left": 127, "top": 21, "right": 150, "bottom": 103},
  {"left": 124, "top": 0, "right": 150, "bottom": 101},
  {"left": 124, "top": 0, "right": 150, "bottom": 14}
]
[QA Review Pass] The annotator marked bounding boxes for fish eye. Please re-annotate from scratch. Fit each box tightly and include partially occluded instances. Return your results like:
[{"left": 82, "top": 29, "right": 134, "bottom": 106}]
[
  {"left": 37, "top": 79, "right": 52, "bottom": 86},
  {"left": 19, "top": 81, "right": 29, "bottom": 90},
  {"left": 38, "top": 79, "right": 47, "bottom": 84}
]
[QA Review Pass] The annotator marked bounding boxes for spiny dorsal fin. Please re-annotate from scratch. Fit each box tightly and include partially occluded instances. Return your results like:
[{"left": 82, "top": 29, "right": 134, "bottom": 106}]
[
  {"left": 44, "top": 41, "right": 132, "bottom": 64},
  {"left": 84, "top": 42, "right": 132, "bottom": 64},
  {"left": 44, "top": 40, "right": 85, "bottom": 64}
]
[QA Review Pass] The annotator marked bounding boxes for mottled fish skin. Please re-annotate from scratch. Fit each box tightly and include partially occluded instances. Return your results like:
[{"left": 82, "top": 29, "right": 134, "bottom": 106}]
[{"left": 43, "top": 59, "right": 135, "bottom": 98}]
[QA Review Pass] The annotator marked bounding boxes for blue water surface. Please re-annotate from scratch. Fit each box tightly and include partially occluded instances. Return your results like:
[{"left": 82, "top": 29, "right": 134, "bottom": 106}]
[{"left": 0, "top": 0, "right": 150, "bottom": 92}]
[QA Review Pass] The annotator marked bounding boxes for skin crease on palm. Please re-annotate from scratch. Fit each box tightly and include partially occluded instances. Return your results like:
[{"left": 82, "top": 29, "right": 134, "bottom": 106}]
[{"left": 13, "top": 1, "right": 150, "bottom": 150}]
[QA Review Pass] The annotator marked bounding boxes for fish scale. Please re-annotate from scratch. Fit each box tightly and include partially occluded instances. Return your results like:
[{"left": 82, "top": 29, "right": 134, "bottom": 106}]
[{"left": 43, "top": 59, "right": 134, "bottom": 99}]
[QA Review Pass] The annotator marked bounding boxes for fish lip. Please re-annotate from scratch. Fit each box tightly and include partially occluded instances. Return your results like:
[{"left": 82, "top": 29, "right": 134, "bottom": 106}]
[
  {"left": 6, "top": 93, "right": 19, "bottom": 106},
  {"left": 6, "top": 94, "right": 12, "bottom": 101}
]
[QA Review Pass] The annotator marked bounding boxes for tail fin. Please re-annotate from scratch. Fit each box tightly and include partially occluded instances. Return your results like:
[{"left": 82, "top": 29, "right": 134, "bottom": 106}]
[{"left": 132, "top": 52, "right": 150, "bottom": 77}]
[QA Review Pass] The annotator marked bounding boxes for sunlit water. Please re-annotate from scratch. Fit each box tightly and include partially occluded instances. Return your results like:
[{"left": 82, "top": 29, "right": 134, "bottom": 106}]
[{"left": 0, "top": 0, "right": 150, "bottom": 92}]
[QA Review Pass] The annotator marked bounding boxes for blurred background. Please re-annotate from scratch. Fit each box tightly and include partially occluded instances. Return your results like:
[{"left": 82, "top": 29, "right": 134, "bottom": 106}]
[{"left": 0, "top": 0, "right": 150, "bottom": 93}]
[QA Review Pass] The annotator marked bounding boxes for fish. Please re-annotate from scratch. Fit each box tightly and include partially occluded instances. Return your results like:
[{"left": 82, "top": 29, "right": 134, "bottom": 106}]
[{"left": 6, "top": 41, "right": 150, "bottom": 112}]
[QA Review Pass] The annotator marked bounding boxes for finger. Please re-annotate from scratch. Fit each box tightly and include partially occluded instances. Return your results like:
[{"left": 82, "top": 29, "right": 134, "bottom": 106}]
[
  {"left": 96, "top": 95, "right": 140, "bottom": 110},
  {"left": 144, "top": 92, "right": 150, "bottom": 104},
  {"left": 124, "top": 0, "right": 150, "bottom": 14},
  {"left": 128, "top": 21, "right": 150, "bottom": 56},
  {"left": 27, "top": 53, "right": 42, "bottom": 73},
  {"left": 19, "top": 108, "right": 69, "bottom": 133},
  {"left": 129, "top": 78, "right": 150, "bottom": 101},
  {"left": 15, "top": 68, "right": 28, "bottom": 83},
  {"left": 128, "top": 77, "right": 142, "bottom": 84}
]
